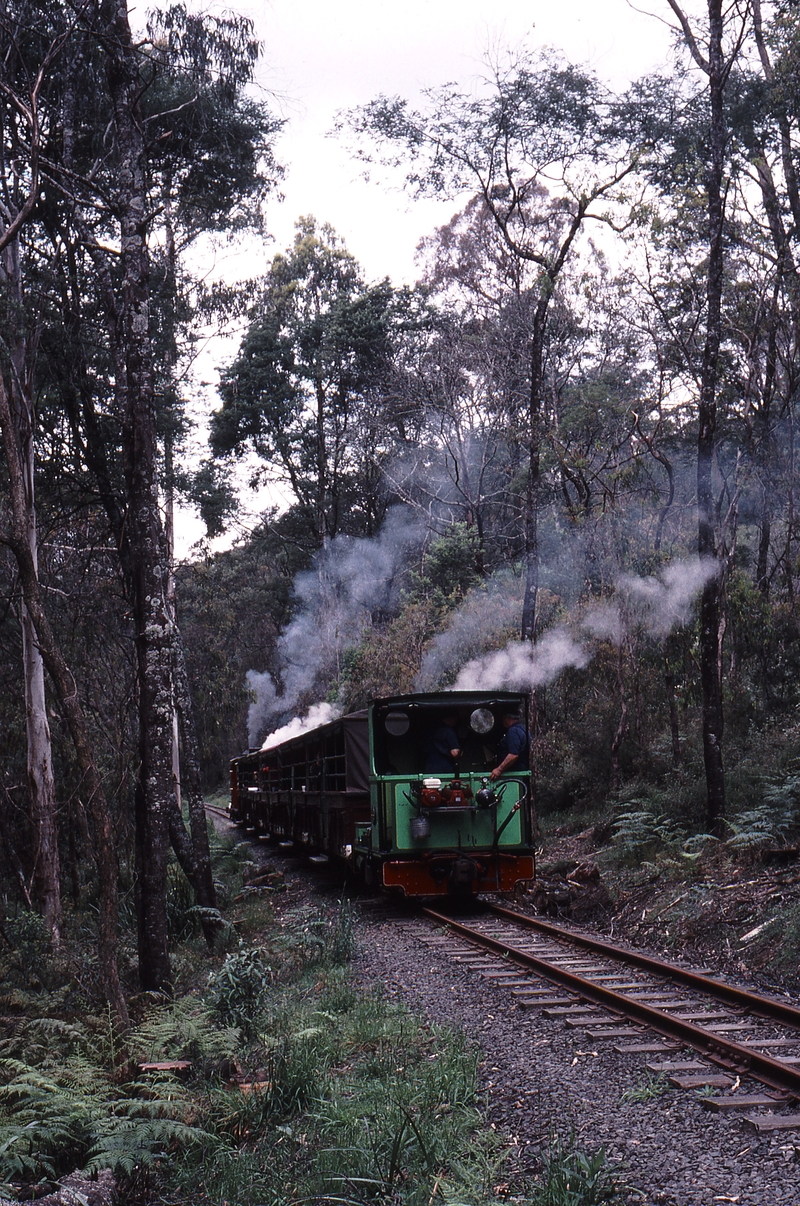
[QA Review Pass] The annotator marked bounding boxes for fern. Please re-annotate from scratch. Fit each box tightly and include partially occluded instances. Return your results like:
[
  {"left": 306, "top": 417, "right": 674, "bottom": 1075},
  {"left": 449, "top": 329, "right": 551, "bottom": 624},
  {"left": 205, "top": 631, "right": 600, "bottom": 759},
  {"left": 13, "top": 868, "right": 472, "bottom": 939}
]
[
  {"left": 127, "top": 998, "right": 240, "bottom": 1066},
  {"left": 611, "top": 807, "right": 685, "bottom": 860},
  {"left": 85, "top": 1114, "right": 208, "bottom": 1177},
  {"left": 727, "top": 804, "right": 795, "bottom": 850},
  {"left": 0, "top": 1063, "right": 211, "bottom": 1185},
  {"left": 0, "top": 1067, "right": 104, "bottom": 1182}
]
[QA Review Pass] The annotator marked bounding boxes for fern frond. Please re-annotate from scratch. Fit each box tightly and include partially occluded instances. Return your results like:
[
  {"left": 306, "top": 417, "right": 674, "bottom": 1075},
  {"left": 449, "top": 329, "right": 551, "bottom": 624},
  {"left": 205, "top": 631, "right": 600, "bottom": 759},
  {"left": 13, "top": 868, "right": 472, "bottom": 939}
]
[{"left": 84, "top": 1117, "right": 209, "bottom": 1176}]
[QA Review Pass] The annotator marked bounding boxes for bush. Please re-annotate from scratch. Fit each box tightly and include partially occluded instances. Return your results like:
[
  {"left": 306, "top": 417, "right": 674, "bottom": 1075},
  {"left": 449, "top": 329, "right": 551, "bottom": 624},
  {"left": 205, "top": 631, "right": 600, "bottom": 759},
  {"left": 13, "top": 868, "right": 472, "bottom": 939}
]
[{"left": 207, "top": 946, "right": 272, "bottom": 1036}]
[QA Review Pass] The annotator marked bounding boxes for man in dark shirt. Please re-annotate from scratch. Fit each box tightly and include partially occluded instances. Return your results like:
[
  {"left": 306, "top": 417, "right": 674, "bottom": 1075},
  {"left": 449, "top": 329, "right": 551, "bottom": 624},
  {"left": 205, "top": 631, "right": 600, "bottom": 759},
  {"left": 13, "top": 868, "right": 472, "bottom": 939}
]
[
  {"left": 490, "top": 712, "right": 529, "bottom": 779},
  {"left": 425, "top": 712, "right": 462, "bottom": 774}
]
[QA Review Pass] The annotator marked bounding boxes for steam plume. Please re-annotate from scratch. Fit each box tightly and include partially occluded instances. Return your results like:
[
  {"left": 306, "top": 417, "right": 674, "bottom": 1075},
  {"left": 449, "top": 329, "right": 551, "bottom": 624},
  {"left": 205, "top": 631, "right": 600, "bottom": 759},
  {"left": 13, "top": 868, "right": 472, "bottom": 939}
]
[
  {"left": 260, "top": 702, "right": 341, "bottom": 750},
  {"left": 246, "top": 508, "right": 422, "bottom": 746},
  {"left": 454, "top": 628, "right": 589, "bottom": 689},
  {"left": 425, "top": 556, "right": 717, "bottom": 692}
]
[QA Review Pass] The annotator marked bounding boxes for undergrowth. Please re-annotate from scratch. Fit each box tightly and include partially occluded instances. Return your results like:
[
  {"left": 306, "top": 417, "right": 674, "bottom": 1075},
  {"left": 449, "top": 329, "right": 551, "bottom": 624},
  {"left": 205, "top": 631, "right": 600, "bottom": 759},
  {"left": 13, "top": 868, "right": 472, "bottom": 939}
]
[{"left": 0, "top": 832, "right": 621, "bottom": 1205}]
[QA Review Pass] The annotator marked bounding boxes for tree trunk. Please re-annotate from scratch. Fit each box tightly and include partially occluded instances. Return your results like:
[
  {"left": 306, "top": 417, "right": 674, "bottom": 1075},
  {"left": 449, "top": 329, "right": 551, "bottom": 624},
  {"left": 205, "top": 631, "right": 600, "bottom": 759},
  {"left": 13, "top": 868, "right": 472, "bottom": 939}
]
[
  {"left": 610, "top": 643, "right": 628, "bottom": 794},
  {"left": 1, "top": 233, "right": 61, "bottom": 942},
  {"left": 664, "top": 670, "right": 681, "bottom": 766},
  {"left": 696, "top": 0, "right": 727, "bottom": 837},
  {"left": 164, "top": 376, "right": 218, "bottom": 942},
  {"left": 103, "top": 0, "right": 173, "bottom": 994},
  {"left": 0, "top": 376, "right": 128, "bottom": 1026},
  {"left": 172, "top": 629, "right": 220, "bottom": 942},
  {"left": 21, "top": 603, "right": 60, "bottom": 939},
  {"left": 520, "top": 296, "right": 548, "bottom": 642}
]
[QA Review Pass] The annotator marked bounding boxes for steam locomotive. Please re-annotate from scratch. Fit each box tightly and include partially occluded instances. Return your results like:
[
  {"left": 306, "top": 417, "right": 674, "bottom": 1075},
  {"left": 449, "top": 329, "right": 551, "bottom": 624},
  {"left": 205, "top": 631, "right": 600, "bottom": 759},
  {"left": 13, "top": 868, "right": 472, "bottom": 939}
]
[{"left": 229, "top": 691, "right": 536, "bottom": 897}]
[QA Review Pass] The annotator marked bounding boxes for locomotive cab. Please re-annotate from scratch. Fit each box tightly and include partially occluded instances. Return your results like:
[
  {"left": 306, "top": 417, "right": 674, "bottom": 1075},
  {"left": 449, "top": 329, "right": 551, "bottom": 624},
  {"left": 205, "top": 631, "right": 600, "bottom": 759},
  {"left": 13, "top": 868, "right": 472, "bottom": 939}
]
[{"left": 354, "top": 691, "right": 536, "bottom": 897}]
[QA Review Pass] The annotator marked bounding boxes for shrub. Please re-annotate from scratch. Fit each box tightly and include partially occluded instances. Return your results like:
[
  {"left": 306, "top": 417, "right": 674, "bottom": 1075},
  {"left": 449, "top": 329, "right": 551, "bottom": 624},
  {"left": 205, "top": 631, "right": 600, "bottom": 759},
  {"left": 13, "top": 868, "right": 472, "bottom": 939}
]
[{"left": 207, "top": 946, "right": 272, "bottom": 1036}]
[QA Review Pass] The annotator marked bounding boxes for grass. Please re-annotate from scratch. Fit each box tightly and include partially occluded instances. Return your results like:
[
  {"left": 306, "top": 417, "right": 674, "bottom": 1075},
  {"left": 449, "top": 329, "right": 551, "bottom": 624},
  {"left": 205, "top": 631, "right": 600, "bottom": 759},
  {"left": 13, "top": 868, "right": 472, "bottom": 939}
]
[
  {"left": 0, "top": 830, "right": 624, "bottom": 1205},
  {"left": 529, "top": 1137, "right": 621, "bottom": 1206},
  {"left": 620, "top": 1071, "right": 669, "bottom": 1104}
]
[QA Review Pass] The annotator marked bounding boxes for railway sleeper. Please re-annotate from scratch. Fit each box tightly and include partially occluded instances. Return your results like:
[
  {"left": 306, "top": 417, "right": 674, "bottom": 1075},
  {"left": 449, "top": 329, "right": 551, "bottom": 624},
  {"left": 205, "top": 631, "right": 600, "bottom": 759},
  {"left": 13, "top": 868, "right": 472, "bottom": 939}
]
[{"left": 703, "top": 1093, "right": 791, "bottom": 1112}]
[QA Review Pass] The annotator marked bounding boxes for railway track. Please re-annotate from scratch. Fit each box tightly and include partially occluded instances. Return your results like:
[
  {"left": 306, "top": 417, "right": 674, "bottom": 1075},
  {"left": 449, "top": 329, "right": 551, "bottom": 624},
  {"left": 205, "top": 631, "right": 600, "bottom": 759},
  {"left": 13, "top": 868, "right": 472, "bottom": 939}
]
[
  {"left": 419, "top": 903, "right": 800, "bottom": 1134},
  {"left": 210, "top": 801, "right": 800, "bottom": 1131},
  {"left": 207, "top": 804, "right": 233, "bottom": 823}
]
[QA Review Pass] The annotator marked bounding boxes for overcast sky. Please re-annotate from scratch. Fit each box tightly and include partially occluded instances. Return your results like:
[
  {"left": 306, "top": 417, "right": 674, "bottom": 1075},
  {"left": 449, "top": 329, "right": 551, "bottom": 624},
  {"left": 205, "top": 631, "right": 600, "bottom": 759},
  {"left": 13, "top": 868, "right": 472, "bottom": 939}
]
[
  {"left": 235, "top": 0, "right": 674, "bottom": 283},
  {"left": 176, "top": 0, "right": 677, "bottom": 553}
]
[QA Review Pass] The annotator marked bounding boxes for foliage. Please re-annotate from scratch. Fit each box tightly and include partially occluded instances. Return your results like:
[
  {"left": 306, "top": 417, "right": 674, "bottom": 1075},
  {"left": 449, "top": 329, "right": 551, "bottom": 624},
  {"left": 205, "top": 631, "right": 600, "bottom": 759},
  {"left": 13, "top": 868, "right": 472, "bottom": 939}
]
[
  {"left": 126, "top": 998, "right": 241, "bottom": 1068},
  {"left": 0, "top": 1058, "right": 209, "bottom": 1187},
  {"left": 609, "top": 805, "right": 686, "bottom": 864},
  {"left": 207, "top": 946, "right": 272, "bottom": 1035},
  {"left": 620, "top": 1072, "right": 668, "bottom": 1103},
  {"left": 212, "top": 218, "right": 431, "bottom": 547},
  {"left": 530, "top": 1137, "right": 621, "bottom": 1206},
  {"left": 725, "top": 803, "right": 798, "bottom": 851}
]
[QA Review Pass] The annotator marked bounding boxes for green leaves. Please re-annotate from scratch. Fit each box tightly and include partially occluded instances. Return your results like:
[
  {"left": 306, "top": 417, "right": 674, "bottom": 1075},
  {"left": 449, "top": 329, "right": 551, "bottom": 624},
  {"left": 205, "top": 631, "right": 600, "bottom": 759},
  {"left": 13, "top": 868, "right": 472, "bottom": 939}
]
[
  {"left": 207, "top": 946, "right": 272, "bottom": 1036},
  {"left": 212, "top": 219, "right": 429, "bottom": 545}
]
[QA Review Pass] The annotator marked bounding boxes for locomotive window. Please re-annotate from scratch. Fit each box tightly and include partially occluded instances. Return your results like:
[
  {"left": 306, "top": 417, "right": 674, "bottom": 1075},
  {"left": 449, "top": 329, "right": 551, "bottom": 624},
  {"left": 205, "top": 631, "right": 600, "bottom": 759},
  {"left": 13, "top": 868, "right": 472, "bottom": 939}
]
[
  {"left": 470, "top": 707, "right": 495, "bottom": 734},
  {"left": 384, "top": 711, "right": 410, "bottom": 737}
]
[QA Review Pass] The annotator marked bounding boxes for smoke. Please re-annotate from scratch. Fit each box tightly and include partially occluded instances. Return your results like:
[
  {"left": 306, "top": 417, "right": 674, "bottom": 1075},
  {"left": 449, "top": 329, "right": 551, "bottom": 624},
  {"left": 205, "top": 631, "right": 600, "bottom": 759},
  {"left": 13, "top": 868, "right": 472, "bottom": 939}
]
[
  {"left": 424, "top": 556, "right": 718, "bottom": 693},
  {"left": 246, "top": 669, "right": 278, "bottom": 748},
  {"left": 618, "top": 557, "right": 717, "bottom": 637},
  {"left": 415, "top": 568, "right": 523, "bottom": 690},
  {"left": 246, "top": 507, "right": 422, "bottom": 747}
]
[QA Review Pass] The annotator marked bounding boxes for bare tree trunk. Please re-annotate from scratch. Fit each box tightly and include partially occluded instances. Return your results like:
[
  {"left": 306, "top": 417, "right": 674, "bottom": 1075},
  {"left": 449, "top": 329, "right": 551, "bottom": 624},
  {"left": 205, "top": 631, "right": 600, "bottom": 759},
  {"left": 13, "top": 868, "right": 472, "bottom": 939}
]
[
  {"left": 164, "top": 413, "right": 218, "bottom": 942},
  {"left": 21, "top": 602, "right": 60, "bottom": 937},
  {"left": 520, "top": 297, "right": 548, "bottom": 642},
  {"left": 0, "top": 376, "right": 128, "bottom": 1026},
  {"left": 610, "top": 643, "right": 628, "bottom": 794},
  {"left": 1, "top": 234, "right": 61, "bottom": 941},
  {"left": 667, "top": 0, "right": 728, "bottom": 835},
  {"left": 102, "top": 0, "right": 173, "bottom": 994},
  {"left": 664, "top": 670, "right": 681, "bottom": 767},
  {"left": 696, "top": 0, "right": 727, "bottom": 838},
  {"left": 172, "top": 630, "right": 220, "bottom": 940}
]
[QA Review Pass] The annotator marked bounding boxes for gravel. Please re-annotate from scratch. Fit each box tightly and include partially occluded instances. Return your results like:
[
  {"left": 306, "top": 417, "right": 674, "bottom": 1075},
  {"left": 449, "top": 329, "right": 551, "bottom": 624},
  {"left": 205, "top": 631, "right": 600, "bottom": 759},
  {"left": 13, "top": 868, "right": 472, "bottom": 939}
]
[
  {"left": 232, "top": 831, "right": 800, "bottom": 1206},
  {"left": 354, "top": 906, "right": 800, "bottom": 1206}
]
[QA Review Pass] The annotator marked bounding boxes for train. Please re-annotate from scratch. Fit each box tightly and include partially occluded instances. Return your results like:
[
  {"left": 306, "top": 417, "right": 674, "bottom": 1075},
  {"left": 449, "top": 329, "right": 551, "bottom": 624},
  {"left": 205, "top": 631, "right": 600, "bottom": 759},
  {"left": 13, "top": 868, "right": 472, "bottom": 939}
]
[{"left": 229, "top": 690, "right": 536, "bottom": 897}]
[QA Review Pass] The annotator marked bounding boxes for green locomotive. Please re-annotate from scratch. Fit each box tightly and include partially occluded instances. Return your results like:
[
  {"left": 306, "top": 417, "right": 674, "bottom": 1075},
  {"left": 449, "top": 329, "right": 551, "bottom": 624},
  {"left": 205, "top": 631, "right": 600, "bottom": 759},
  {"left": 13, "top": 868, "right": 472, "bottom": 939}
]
[{"left": 229, "top": 691, "right": 535, "bottom": 897}]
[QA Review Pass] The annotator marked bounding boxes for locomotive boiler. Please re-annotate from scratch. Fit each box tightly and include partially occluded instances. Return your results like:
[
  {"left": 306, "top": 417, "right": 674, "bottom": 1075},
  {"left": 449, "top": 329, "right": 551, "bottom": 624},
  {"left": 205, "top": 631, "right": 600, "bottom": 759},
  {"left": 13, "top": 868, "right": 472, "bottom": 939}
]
[{"left": 229, "top": 691, "right": 535, "bottom": 897}]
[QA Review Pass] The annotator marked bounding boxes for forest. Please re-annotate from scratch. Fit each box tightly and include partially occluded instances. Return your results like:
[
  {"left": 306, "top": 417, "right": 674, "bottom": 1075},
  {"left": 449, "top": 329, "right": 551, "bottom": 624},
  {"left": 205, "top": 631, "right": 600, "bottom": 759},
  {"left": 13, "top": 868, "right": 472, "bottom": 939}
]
[{"left": 1, "top": 0, "right": 800, "bottom": 1192}]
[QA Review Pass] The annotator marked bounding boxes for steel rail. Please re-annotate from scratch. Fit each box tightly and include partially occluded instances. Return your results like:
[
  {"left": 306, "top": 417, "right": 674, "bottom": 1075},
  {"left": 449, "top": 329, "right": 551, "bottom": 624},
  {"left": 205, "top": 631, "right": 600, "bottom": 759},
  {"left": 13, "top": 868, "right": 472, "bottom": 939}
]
[
  {"left": 423, "top": 907, "right": 800, "bottom": 1097},
  {"left": 489, "top": 903, "right": 800, "bottom": 1030}
]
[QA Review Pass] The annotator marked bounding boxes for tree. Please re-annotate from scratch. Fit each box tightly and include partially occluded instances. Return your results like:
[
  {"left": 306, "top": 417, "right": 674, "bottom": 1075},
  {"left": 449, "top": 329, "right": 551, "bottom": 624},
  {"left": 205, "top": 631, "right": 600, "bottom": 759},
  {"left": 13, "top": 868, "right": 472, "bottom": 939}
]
[
  {"left": 0, "top": 374, "right": 128, "bottom": 1024},
  {"left": 0, "top": 0, "right": 283, "bottom": 992},
  {"left": 0, "top": 0, "right": 69, "bottom": 943},
  {"left": 212, "top": 218, "right": 430, "bottom": 547},
  {"left": 343, "top": 52, "right": 639, "bottom": 641}
]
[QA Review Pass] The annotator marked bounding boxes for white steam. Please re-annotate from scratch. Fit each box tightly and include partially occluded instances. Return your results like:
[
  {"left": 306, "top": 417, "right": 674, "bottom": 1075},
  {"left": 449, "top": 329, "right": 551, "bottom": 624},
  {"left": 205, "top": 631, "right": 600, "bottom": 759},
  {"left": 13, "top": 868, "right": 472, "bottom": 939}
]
[
  {"left": 428, "top": 557, "right": 718, "bottom": 693},
  {"left": 246, "top": 508, "right": 422, "bottom": 746},
  {"left": 415, "top": 568, "right": 523, "bottom": 690},
  {"left": 260, "top": 702, "right": 341, "bottom": 750},
  {"left": 618, "top": 557, "right": 717, "bottom": 637},
  {"left": 454, "top": 629, "right": 589, "bottom": 690}
]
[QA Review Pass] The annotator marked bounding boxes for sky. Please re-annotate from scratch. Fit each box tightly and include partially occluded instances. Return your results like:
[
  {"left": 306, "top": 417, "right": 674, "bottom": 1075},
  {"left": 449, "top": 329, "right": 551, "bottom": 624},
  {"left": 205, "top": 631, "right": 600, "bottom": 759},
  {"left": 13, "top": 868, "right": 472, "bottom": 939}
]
[
  {"left": 175, "top": 0, "right": 676, "bottom": 554},
  {"left": 214, "top": 0, "right": 674, "bottom": 286}
]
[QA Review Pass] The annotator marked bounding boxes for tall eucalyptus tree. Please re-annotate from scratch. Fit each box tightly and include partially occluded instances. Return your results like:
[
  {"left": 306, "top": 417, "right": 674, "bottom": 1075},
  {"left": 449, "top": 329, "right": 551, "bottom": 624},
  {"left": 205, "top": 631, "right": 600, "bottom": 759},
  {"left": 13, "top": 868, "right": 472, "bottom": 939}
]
[{"left": 343, "top": 54, "right": 640, "bottom": 642}]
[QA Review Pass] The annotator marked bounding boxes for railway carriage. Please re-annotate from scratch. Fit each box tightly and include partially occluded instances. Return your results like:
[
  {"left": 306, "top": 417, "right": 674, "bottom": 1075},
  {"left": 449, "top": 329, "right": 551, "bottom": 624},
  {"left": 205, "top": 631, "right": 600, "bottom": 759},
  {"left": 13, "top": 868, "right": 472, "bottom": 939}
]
[{"left": 229, "top": 690, "right": 536, "bottom": 897}]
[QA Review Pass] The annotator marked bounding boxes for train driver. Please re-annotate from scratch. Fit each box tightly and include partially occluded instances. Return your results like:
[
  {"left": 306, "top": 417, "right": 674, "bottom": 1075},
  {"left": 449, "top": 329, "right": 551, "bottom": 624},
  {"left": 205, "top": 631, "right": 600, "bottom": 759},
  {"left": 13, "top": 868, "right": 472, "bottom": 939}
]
[
  {"left": 489, "top": 710, "right": 529, "bottom": 780},
  {"left": 425, "top": 712, "right": 462, "bottom": 774}
]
